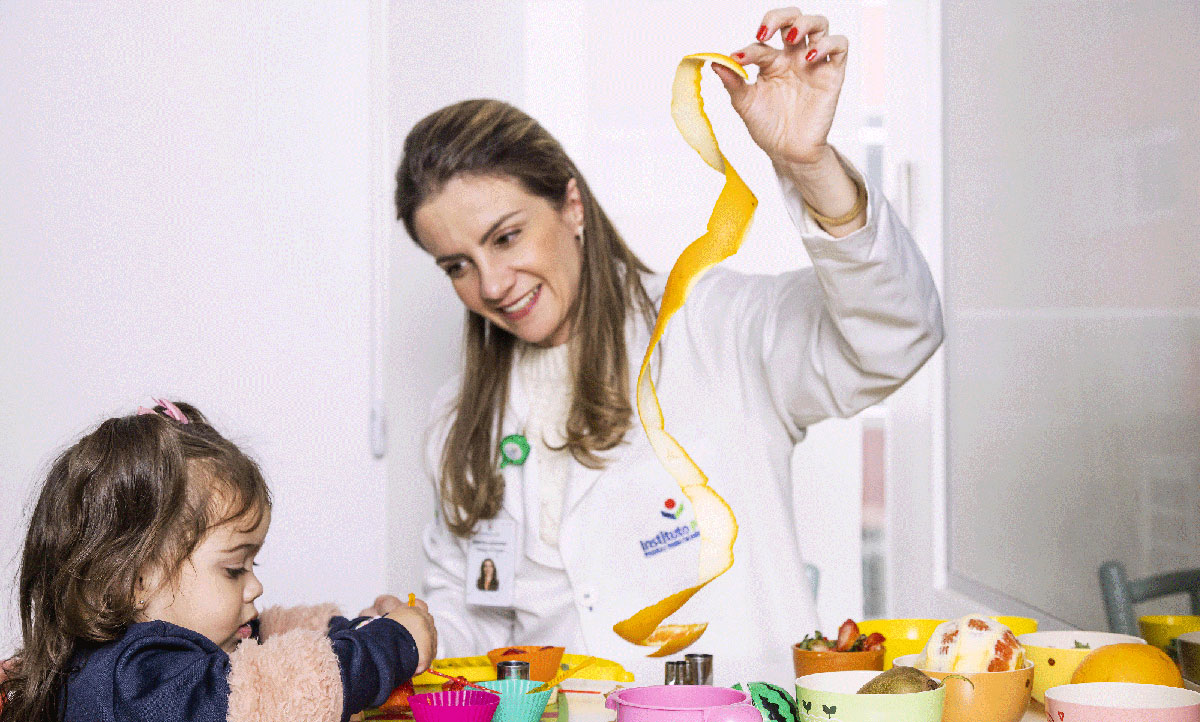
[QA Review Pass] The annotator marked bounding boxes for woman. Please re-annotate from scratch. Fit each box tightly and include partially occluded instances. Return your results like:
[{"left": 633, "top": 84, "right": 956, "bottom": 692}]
[
  {"left": 477, "top": 558, "right": 499, "bottom": 592},
  {"left": 396, "top": 8, "right": 943, "bottom": 683}
]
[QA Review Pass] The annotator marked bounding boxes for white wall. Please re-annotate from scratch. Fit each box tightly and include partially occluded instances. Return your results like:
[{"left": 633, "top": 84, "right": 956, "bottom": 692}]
[
  {"left": 0, "top": 2, "right": 388, "bottom": 653},
  {"left": 385, "top": 0, "right": 527, "bottom": 596}
]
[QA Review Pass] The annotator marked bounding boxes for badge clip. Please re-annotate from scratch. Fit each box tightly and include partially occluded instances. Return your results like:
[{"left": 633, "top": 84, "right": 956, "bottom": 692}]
[{"left": 499, "top": 433, "right": 530, "bottom": 469}]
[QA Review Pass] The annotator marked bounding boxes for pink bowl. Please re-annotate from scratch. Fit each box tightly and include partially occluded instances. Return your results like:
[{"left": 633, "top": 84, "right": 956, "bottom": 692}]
[
  {"left": 1045, "top": 683, "right": 1200, "bottom": 722},
  {"left": 409, "top": 689, "right": 501, "bottom": 722}
]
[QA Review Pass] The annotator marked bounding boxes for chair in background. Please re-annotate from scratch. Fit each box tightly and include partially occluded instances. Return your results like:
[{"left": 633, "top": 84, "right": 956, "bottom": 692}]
[{"left": 1099, "top": 560, "right": 1200, "bottom": 636}]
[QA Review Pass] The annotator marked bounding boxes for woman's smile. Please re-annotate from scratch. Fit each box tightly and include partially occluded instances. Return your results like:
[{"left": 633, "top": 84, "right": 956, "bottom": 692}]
[
  {"left": 500, "top": 284, "right": 541, "bottom": 321},
  {"left": 414, "top": 174, "right": 583, "bottom": 347}
]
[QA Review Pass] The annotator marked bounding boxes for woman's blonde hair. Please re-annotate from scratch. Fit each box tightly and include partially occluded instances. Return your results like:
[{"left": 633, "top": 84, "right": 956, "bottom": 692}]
[{"left": 395, "top": 99, "right": 654, "bottom": 538}]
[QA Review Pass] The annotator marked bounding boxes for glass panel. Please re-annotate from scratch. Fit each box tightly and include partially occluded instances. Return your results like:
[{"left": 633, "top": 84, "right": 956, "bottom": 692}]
[{"left": 943, "top": 0, "right": 1200, "bottom": 628}]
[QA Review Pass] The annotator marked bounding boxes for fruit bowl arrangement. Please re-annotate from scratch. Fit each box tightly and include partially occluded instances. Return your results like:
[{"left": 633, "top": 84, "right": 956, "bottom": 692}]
[{"left": 792, "top": 619, "right": 886, "bottom": 678}]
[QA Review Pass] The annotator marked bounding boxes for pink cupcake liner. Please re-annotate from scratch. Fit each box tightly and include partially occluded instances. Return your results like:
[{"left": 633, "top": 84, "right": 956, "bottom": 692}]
[{"left": 409, "top": 689, "right": 500, "bottom": 722}]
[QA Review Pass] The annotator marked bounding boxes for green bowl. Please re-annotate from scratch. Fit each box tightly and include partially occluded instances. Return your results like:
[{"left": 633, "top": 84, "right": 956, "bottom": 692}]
[{"left": 796, "top": 670, "right": 945, "bottom": 722}]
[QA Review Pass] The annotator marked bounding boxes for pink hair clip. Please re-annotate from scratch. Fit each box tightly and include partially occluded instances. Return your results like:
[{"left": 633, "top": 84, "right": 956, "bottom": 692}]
[{"left": 136, "top": 398, "right": 190, "bottom": 424}]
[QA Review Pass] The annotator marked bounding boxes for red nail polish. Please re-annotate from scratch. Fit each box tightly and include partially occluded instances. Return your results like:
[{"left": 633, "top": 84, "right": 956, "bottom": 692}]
[
  {"left": 786, "top": 27, "right": 799, "bottom": 44},
  {"left": 806, "top": 48, "right": 819, "bottom": 62},
  {"left": 756, "top": 25, "right": 768, "bottom": 42}
]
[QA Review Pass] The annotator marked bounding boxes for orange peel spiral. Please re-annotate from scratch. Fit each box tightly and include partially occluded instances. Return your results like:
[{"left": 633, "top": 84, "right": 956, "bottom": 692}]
[{"left": 612, "top": 53, "right": 758, "bottom": 656}]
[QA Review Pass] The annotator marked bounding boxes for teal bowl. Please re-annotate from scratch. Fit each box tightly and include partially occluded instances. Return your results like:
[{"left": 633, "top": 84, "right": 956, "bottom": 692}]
[{"left": 478, "top": 679, "right": 552, "bottom": 722}]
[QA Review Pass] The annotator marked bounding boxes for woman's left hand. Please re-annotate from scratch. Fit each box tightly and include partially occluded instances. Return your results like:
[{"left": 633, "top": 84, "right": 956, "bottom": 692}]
[{"left": 713, "top": 7, "right": 849, "bottom": 169}]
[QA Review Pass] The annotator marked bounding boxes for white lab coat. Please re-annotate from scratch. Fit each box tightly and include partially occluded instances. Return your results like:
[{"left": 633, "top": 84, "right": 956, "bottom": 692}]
[{"left": 420, "top": 168, "right": 944, "bottom": 685}]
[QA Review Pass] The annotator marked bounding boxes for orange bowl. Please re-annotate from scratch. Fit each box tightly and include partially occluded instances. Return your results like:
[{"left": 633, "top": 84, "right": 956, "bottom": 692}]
[
  {"left": 894, "top": 653, "right": 1033, "bottom": 722},
  {"left": 792, "top": 645, "right": 885, "bottom": 679},
  {"left": 486, "top": 645, "right": 565, "bottom": 683}
]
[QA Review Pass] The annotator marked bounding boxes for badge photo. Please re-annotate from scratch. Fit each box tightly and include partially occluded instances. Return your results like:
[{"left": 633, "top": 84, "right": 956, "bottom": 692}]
[{"left": 465, "top": 519, "right": 517, "bottom": 607}]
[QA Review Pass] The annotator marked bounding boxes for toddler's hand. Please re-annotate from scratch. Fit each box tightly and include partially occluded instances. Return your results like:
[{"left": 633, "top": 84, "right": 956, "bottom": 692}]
[
  {"left": 385, "top": 600, "right": 437, "bottom": 674},
  {"left": 359, "top": 593, "right": 411, "bottom": 617}
]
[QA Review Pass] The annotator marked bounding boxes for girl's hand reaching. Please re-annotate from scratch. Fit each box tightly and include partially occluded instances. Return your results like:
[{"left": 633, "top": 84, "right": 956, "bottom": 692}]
[{"left": 385, "top": 598, "right": 437, "bottom": 674}]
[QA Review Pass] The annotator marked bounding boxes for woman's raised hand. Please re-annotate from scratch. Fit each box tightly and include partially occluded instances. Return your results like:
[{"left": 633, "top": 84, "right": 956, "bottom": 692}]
[{"left": 712, "top": 7, "right": 849, "bottom": 170}]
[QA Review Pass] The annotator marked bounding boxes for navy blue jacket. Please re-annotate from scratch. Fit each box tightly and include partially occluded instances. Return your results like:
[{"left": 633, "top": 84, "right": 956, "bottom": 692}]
[{"left": 62, "top": 617, "right": 418, "bottom": 722}]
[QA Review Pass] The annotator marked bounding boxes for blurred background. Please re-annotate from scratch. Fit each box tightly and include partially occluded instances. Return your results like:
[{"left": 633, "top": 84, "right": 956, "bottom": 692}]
[{"left": 1, "top": 1, "right": 1196, "bottom": 655}]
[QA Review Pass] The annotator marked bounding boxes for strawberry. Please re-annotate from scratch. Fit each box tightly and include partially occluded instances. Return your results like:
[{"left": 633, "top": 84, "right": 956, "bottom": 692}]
[
  {"left": 441, "top": 676, "right": 468, "bottom": 692},
  {"left": 861, "top": 632, "right": 886, "bottom": 651},
  {"left": 834, "top": 619, "right": 860, "bottom": 652},
  {"left": 378, "top": 680, "right": 414, "bottom": 712}
]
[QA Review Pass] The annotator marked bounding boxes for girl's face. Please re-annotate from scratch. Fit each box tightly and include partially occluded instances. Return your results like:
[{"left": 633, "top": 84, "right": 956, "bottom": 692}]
[
  {"left": 139, "top": 506, "right": 270, "bottom": 653},
  {"left": 414, "top": 174, "right": 584, "bottom": 347}
]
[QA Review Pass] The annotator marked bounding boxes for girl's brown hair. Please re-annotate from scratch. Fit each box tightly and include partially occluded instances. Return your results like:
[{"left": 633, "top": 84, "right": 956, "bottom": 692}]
[
  {"left": 0, "top": 402, "right": 271, "bottom": 722},
  {"left": 396, "top": 99, "right": 654, "bottom": 538}
]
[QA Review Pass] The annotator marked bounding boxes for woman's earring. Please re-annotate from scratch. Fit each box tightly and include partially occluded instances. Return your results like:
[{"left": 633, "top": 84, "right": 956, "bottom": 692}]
[{"left": 576, "top": 226, "right": 585, "bottom": 246}]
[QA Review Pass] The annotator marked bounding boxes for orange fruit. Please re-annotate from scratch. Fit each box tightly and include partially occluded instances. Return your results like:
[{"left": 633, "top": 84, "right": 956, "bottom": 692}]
[
  {"left": 644, "top": 623, "right": 710, "bottom": 657},
  {"left": 1070, "top": 643, "right": 1183, "bottom": 687}
]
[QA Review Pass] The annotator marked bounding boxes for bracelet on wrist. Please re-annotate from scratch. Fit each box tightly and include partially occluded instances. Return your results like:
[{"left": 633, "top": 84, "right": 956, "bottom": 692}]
[{"left": 802, "top": 174, "right": 868, "bottom": 228}]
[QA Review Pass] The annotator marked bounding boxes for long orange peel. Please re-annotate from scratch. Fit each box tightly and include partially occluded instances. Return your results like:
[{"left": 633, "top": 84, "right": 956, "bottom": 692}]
[{"left": 612, "top": 53, "right": 758, "bottom": 657}]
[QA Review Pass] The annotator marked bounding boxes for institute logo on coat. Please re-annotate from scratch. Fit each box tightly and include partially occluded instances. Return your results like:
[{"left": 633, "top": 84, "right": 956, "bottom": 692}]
[
  {"left": 640, "top": 498, "right": 699, "bottom": 557},
  {"left": 660, "top": 498, "right": 685, "bottom": 519}
]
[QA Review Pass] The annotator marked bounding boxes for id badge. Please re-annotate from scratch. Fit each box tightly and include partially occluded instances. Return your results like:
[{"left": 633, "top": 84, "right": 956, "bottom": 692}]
[{"left": 465, "top": 519, "right": 517, "bottom": 607}]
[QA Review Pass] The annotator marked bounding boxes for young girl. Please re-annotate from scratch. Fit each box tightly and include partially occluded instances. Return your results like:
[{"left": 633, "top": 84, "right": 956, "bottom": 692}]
[{"left": 0, "top": 400, "right": 437, "bottom": 722}]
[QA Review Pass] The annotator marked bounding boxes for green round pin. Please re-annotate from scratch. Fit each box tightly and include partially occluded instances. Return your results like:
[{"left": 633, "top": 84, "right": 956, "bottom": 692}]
[{"left": 499, "top": 433, "right": 530, "bottom": 469}]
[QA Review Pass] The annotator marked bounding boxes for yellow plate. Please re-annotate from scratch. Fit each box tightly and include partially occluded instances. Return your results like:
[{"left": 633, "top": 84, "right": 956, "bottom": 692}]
[{"left": 410, "top": 652, "right": 634, "bottom": 686}]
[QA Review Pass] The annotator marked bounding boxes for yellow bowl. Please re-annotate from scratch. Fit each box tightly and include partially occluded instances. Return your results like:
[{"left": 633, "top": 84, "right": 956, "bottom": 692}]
[
  {"left": 1140, "top": 615, "right": 1200, "bottom": 655},
  {"left": 990, "top": 616, "right": 1038, "bottom": 636},
  {"left": 858, "top": 619, "right": 946, "bottom": 670},
  {"left": 894, "top": 653, "right": 1033, "bottom": 722},
  {"left": 1018, "top": 631, "right": 1146, "bottom": 703}
]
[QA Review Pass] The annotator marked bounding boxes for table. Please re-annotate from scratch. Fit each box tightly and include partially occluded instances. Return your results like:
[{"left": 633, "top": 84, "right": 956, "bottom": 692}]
[
  {"left": 559, "top": 692, "right": 1050, "bottom": 722},
  {"left": 1022, "top": 698, "right": 1047, "bottom": 722}
]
